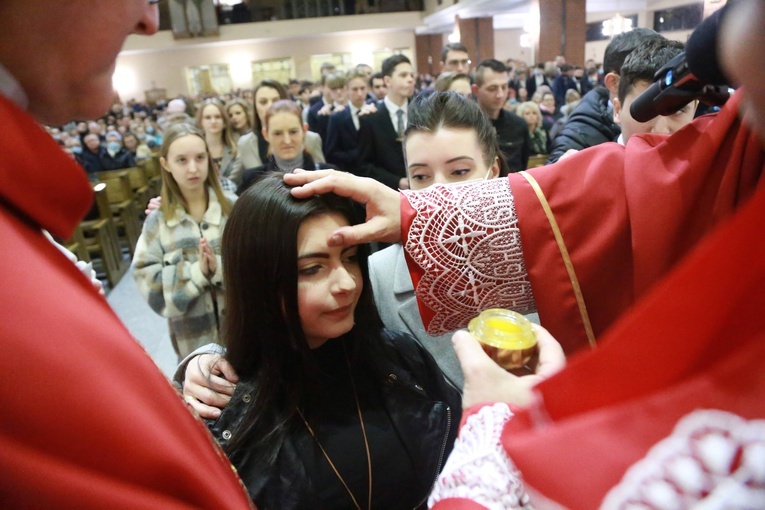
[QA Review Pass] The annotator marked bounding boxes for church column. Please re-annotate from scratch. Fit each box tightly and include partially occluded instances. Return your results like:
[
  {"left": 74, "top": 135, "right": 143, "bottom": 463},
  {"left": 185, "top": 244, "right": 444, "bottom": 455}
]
[
  {"left": 415, "top": 33, "right": 443, "bottom": 77},
  {"left": 537, "top": 0, "right": 586, "bottom": 64},
  {"left": 456, "top": 16, "right": 494, "bottom": 64}
]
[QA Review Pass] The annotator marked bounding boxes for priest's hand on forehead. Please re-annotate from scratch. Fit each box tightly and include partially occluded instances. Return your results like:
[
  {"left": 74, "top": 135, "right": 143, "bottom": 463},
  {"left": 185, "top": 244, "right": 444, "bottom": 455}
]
[{"left": 284, "top": 169, "right": 402, "bottom": 247}]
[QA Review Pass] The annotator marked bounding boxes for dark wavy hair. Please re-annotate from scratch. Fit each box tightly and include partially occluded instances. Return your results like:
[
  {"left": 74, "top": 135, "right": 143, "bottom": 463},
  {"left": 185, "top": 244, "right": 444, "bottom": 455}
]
[
  {"left": 252, "top": 79, "right": 289, "bottom": 134},
  {"left": 221, "top": 172, "right": 386, "bottom": 465},
  {"left": 404, "top": 91, "right": 510, "bottom": 177}
]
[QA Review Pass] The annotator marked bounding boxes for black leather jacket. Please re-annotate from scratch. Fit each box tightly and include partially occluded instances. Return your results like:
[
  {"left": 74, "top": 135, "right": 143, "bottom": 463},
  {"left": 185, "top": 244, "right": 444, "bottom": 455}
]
[
  {"left": 546, "top": 87, "right": 621, "bottom": 164},
  {"left": 207, "top": 330, "right": 461, "bottom": 509}
]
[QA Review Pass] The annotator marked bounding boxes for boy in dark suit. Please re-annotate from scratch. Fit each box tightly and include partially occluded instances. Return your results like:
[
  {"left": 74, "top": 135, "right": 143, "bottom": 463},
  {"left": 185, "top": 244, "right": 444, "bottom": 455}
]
[
  {"left": 325, "top": 69, "right": 371, "bottom": 172},
  {"left": 358, "top": 54, "right": 415, "bottom": 189}
]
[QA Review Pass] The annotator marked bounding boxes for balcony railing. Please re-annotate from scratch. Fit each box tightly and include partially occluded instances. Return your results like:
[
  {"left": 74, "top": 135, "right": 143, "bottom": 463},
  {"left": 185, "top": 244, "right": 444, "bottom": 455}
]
[{"left": 156, "top": 0, "right": 423, "bottom": 31}]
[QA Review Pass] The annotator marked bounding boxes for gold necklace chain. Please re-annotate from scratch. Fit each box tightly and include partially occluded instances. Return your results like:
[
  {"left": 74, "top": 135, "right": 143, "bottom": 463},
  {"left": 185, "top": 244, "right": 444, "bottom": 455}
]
[{"left": 296, "top": 350, "right": 372, "bottom": 510}]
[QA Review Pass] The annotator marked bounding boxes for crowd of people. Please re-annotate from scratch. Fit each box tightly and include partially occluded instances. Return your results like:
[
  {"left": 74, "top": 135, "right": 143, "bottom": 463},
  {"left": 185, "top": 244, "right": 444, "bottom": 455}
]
[
  {"left": 4, "top": 0, "right": 764, "bottom": 508},
  {"left": 49, "top": 29, "right": 704, "bottom": 198}
]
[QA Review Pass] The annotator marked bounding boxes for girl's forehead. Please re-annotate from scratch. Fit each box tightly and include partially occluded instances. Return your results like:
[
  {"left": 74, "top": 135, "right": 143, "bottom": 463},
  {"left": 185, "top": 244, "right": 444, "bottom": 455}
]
[
  {"left": 257, "top": 87, "right": 280, "bottom": 100},
  {"left": 406, "top": 126, "right": 480, "bottom": 146},
  {"left": 268, "top": 112, "right": 301, "bottom": 126},
  {"left": 168, "top": 134, "right": 206, "bottom": 153}
]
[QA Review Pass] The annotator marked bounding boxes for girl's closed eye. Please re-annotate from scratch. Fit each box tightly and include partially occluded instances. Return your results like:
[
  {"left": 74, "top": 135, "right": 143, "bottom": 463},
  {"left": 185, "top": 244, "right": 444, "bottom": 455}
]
[{"left": 299, "top": 264, "right": 322, "bottom": 276}]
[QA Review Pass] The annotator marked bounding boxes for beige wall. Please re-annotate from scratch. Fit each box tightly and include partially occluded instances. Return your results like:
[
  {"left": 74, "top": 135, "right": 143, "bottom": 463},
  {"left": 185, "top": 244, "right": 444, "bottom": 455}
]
[
  {"left": 493, "top": 28, "right": 532, "bottom": 65},
  {"left": 116, "top": 13, "right": 420, "bottom": 101},
  {"left": 113, "top": 0, "right": 703, "bottom": 100}
]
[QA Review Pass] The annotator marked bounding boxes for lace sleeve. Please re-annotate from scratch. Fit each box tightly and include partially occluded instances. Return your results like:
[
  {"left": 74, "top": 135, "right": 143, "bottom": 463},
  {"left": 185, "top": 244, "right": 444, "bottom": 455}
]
[
  {"left": 601, "top": 410, "right": 765, "bottom": 508},
  {"left": 428, "top": 403, "right": 532, "bottom": 509},
  {"left": 402, "top": 178, "right": 535, "bottom": 335}
]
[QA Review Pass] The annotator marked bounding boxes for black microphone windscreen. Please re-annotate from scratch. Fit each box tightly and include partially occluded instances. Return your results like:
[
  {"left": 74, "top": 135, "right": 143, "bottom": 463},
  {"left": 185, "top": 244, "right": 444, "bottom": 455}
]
[
  {"left": 629, "top": 80, "right": 663, "bottom": 123},
  {"left": 685, "top": 5, "right": 731, "bottom": 86}
]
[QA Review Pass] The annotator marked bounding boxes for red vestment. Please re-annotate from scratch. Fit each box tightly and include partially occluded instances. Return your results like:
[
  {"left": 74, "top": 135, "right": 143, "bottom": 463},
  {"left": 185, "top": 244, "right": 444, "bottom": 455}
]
[
  {"left": 403, "top": 93, "right": 764, "bottom": 354},
  {"left": 406, "top": 93, "right": 765, "bottom": 507},
  {"left": 431, "top": 158, "right": 765, "bottom": 508},
  {"left": 0, "top": 95, "right": 253, "bottom": 508}
]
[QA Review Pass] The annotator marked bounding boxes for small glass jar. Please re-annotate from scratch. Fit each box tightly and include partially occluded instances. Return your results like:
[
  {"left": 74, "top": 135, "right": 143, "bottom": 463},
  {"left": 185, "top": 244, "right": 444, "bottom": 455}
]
[{"left": 468, "top": 308, "right": 537, "bottom": 370}]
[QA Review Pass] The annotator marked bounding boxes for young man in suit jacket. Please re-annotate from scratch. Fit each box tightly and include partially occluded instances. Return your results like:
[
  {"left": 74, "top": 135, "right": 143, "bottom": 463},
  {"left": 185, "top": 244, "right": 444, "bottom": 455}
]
[
  {"left": 357, "top": 54, "right": 415, "bottom": 190},
  {"left": 309, "top": 72, "right": 347, "bottom": 144},
  {"left": 324, "top": 69, "right": 370, "bottom": 172}
]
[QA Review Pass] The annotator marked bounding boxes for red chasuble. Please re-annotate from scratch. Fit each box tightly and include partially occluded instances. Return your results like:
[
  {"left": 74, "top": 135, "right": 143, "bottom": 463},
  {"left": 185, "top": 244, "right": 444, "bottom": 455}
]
[
  {"left": 427, "top": 92, "right": 765, "bottom": 508},
  {"left": 0, "top": 95, "right": 254, "bottom": 507},
  {"left": 432, "top": 181, "right": 765, "bottom": 507},
  {"left": 403, "top": 93, "right": 764, "bottom": 355}
]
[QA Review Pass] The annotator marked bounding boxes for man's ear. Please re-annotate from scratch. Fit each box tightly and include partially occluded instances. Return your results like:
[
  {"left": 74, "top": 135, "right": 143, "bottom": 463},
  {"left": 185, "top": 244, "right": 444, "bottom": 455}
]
[
  {"left": 262, "top": 127, "right": 269, "bottom": 142},
  {"left": 383, "top": 75, "right": 392, "bottom": 88},
  {"left": 612, "top": 97, "right": 622, "bottom": 125},
  {"left": 472, "top": 83, "right": 479, "bottom": 96},
  {"left": 604, "top": 72, "right": 620, "bottom": 99},
  {"left": 303, "top": 122, "right": 309, "bottom": 133}
]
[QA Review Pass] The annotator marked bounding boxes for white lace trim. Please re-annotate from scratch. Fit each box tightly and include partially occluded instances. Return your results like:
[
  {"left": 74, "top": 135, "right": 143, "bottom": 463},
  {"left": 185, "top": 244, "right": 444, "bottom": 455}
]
[
  {"left": 428, "top": 403, "right": 532, "bottom": 509},
  {"left": 601, "top": 410, "right": 765, "bottom": 509},
  {"left": 403, "top": 179, "right": 535, "bottom": 335}
]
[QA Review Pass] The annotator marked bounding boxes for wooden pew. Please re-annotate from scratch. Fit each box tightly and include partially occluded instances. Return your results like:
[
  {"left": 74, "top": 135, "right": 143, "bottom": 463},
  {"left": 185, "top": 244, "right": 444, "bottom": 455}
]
[
  {"left": 80, "top": 183, "right": 128, "bottom": 288},
  {"left": 103, "top": 166, "right": 151, "bottom": 219},
  {"left": 139, "top": 155, "right": 162, "bottom": 198},
  {"left": 96, "top": 170, "right": 142, "bottom": 256},
  {"left": 527, "top": 154, "right": 549, "bottom": 168},
  {"left": 64, "top": 224, "right": 90, "bottom": 264}
]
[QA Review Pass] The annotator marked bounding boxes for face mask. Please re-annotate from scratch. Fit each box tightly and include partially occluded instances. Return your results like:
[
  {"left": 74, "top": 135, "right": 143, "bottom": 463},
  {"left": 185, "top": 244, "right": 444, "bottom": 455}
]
[
  {"left": 71, "top": 146, "right": 83, "bottom": 154},
  {"left": 107, "top": 141, "right": 121, "bottom": 153}
]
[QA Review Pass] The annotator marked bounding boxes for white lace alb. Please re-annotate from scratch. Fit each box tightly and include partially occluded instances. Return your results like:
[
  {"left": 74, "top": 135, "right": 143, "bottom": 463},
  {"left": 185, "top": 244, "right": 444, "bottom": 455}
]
[
  {"left": 403, "top": 178, "right": 535, "bottom": 335},
  {"left": 428, "top": 403, "right": 531, "bottom": 509},
  {"left": 601, "top": 409, "right": 765, "bottom": 509}
]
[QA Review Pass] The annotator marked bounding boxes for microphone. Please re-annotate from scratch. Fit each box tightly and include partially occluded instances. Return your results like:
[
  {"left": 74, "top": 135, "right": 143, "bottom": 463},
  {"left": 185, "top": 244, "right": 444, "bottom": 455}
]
[{"left": 630, "top": 6, "right": 733, "bottom": 123}]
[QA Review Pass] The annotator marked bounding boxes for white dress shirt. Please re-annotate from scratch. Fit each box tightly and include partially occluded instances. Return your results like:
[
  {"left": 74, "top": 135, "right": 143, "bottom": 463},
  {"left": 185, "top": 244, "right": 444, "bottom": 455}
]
[
  {"left": 384, "top": 95, "right": 408, "bottom": 136},
  {"left": 350, "top": 104, "right": 361, "bottom": 131}
]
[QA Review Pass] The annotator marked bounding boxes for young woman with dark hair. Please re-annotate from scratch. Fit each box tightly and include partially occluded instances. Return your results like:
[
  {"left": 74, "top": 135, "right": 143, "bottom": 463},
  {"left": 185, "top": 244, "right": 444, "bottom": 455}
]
[
  {"left": 181, "top": 92, "right": 518, "bottom": 395},
  {"left": 209, "top": 172, "right": 460, "bottom": 509},
  {"left": 238, "top": 100, "right": 336, "bottom": 194},
  {"left": 404, "top": 91, "right": 509, "bottom": 185}
]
